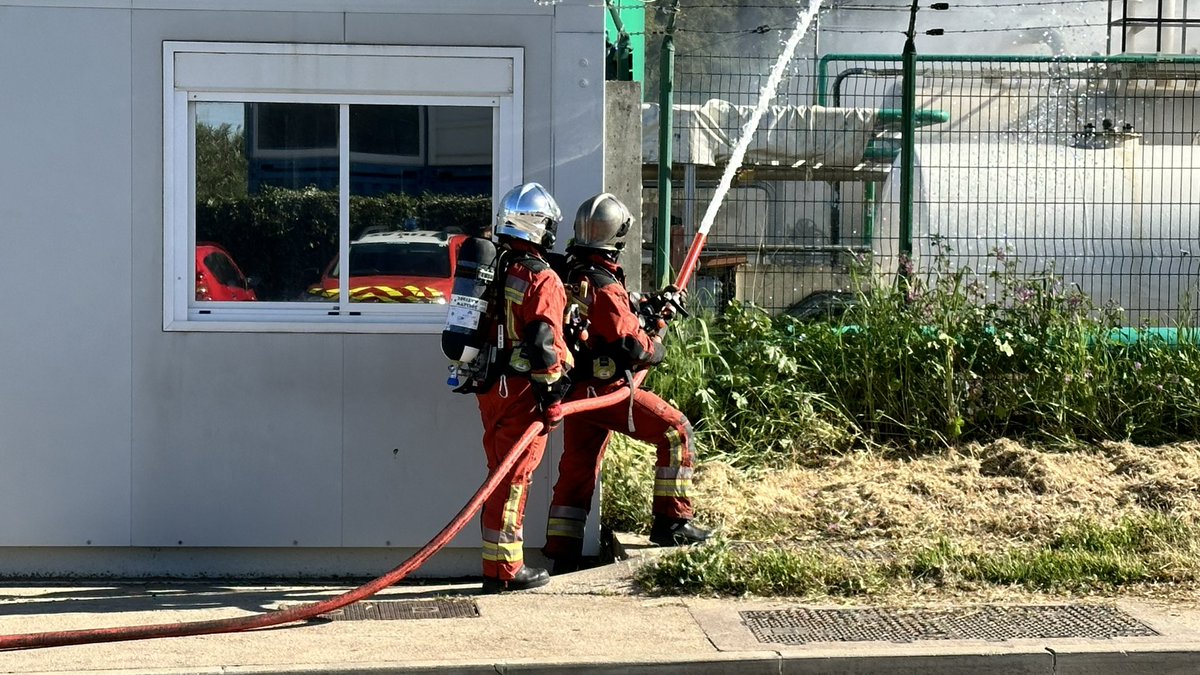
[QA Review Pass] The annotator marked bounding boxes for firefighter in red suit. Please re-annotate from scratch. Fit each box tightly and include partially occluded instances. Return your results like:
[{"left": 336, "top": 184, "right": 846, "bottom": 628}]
[
  {"left": 477, "top": 182, "right": 573, "bottom": 592},
  {"left": 543, "top": 193, "right": 711, "bottom": 572}
]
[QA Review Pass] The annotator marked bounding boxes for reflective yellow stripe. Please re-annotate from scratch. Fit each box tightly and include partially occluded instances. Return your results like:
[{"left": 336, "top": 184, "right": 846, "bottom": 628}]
[
  {"left": 665, "top": 429, "right": 684, "bottom": 467},
  {"left": 501, "top": 484, "right": 524, "bottom": 533},
  {"left": 654, "top": 477, "right": 691, "bottom": 498},
  {"left": 482, "top": 540, "right": 524, "bottom": 562},
  {"left": 509, "top": 353, "right": 531, "bottom": 373},
  {"left": 505, "top": 287, "right": 524, "bottom": 303},
  {"left": 546, "top": 517, "right": 585, "bottom": 540},
  {"left": 505, "top": 299, "right": 518, "bottom": 342},
  {"left": 530, "top": 370, "right": 562, "bottom": 385}
]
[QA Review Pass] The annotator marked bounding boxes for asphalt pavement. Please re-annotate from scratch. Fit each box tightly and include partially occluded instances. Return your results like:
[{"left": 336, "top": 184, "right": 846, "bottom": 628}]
[{"left": 1, "top": 535, "right": 1199, "bottom": 674}]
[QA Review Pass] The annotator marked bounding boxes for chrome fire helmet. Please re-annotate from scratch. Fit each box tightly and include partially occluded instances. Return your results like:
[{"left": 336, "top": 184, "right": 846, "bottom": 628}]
[
  {"left": 572, "top": 192, "right": 632, "bottom": 252},
  {"left": 495, "top": 182, "right": 562, "bottom": 249}
]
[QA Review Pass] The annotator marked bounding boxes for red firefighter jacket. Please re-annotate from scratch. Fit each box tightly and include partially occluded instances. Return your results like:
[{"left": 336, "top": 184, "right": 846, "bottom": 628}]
[
  {"left": 568, "top": 253, "right": 665, "bottom": 382},
  {"left": 497, "top": 241, "right": 573, "bottom": 388}
]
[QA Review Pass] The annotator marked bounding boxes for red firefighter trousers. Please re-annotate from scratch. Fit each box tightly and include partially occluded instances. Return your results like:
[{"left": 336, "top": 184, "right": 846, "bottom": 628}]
[
  {"left": 543, "top": 381, "right": 695, "bottom": 561},
  {"left": 477, "top": 376, "right": 548, "bottom": 581}
]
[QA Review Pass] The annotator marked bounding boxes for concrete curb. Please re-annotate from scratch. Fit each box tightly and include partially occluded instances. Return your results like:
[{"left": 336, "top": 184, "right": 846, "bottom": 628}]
[{"left": 67, "top": 647, "right": 1200, "bottom": 675}]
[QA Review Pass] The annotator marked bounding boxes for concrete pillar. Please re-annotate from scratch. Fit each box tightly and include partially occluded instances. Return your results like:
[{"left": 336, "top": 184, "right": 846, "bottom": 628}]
[{"left": 605, "top": 80, "right": 644, "bottom": 292}]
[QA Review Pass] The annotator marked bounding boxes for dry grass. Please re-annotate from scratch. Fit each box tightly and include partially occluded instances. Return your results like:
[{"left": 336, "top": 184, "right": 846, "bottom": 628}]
[
  {"left": 655, "top": 440, "right": 1200, "bottom": 602},
  {"left": 694, "top": 441, "right": 1200, "bottom": 544}
]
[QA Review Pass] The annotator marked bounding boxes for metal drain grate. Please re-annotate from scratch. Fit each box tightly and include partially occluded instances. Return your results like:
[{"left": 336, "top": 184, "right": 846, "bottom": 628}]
[
  {"left": 318, "top": 598, "right": 480, "bottom": 621},
  {"left": 741, "top": 605, "right": 1159, "bottom": 644}
]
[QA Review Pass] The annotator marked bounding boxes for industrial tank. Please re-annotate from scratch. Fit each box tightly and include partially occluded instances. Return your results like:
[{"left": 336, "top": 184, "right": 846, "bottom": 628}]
[{"left": 876, "top": 137, "right": 1200, "bottom": 322}]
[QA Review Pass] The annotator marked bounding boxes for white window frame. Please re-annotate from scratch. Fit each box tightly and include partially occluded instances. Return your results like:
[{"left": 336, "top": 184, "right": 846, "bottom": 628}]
[{"left": 164, "top": 42, "right": 523, "bottom": 333}]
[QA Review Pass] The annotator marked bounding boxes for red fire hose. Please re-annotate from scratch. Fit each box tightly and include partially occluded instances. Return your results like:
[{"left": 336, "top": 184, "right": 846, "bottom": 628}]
[{"left": 0, "top": 229, "right": 711, "bottom": 651}]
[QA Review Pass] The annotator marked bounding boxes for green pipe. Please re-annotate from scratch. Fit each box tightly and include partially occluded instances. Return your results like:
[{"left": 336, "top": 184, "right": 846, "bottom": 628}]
[
  {"left": 827, "top": 66, "right": 944, "bottom": 253},
  {"left": 876, "top": 108, "right": 950, "bottom": 127},
  {"left": 817, "top": 52, "right": 1200, "bottom": 103},
  {"left": 829, "top": 325, "right": 1198, "bottom": 345},
  {"left": 820, "top": 79, "right": 945, "bottom": 257},
  {"left": 1105, "top": 327, "right": 1198, "bottom": 345},
  {"left": 654, "top": 0, "right": 679, "bottom": 289},
  {"left": 862, "top": 182, "right": 875, "bottom": 246},
  {"left": 605, "top": 1, "right": 633, "bottom": 81},
  {"left": 606, "top": 1, "right": 624, "bottom": 32}
]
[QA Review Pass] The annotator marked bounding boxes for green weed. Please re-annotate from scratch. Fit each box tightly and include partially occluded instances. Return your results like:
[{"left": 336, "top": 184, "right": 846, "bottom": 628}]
[
  {"left": 634, "top": 538, "right": 887, "bottom": 597},
  {"left": 636, "top": 516, "right": 1200, "bottom": 596}
]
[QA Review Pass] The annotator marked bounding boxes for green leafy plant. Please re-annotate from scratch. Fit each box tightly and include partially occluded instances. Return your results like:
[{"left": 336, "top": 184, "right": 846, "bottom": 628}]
[
  {"left": 642, "top": 244, "right": 1200, "bottom": 457},
  {"left": 600, "top": 435, "right": 655, "bottom": 534}
]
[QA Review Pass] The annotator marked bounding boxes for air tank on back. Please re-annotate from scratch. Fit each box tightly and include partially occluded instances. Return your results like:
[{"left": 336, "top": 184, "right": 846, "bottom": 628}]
[{"left": 442, "top": 236, "right": 498, "bottom": 387}]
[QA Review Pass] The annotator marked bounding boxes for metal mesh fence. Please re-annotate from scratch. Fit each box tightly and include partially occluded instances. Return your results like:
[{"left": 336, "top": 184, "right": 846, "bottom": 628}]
[
  {"left": 643, "top": 53, "right": 841, "bottom": 315},
  {"left": 644, "top": 53, "right": 1200, "bottom": 325}
]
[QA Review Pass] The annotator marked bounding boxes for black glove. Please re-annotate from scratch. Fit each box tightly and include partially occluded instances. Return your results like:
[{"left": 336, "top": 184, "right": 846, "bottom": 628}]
[
  {"left": 658, "top": 284, "right": 689, "bottom": 321},
  {"left": 635, "top": 286, "right": 689, "bottom": 336},
  {"left": 532, "top": 376, "right": 571, "bottom": 431}
]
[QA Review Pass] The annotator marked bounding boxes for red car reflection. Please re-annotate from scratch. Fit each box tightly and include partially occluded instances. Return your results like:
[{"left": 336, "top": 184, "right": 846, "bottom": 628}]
[
  {"left": 306, "top": 230, "right": 467, "bottom": 304},
  {"left": 196, "top": 242, "right": 258, "bottom": 301}
]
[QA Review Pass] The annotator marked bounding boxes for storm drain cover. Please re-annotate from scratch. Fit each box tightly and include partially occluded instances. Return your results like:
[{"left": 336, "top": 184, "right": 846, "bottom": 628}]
[
  {"left": 741, "top": 605, "right": 1159, "bottom": 644},
  {"left": 318, "top": 598, "right": 479, "bottom": 621}
]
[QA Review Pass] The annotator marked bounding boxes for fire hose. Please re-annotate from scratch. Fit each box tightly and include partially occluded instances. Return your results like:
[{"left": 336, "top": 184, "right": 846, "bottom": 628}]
[{"left": 0, "top": 228, "right": 710, "bottom": 652}]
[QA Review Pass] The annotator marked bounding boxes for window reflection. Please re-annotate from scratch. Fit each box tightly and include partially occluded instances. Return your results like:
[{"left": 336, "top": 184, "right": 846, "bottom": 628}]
[
  {"left": 193, "top": 101, "right": 492, "bottom": 306},
  {"left": 196, "top": 243, "right": 257, "bottom": 302},
  {"left": 342, "top": 105, "right": 491, "bottom": 305}
]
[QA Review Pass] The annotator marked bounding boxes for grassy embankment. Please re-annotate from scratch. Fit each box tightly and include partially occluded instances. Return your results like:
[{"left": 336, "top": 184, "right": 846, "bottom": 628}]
[{"left": 603, "top": 249, "right": 1200, "bottom": 599}]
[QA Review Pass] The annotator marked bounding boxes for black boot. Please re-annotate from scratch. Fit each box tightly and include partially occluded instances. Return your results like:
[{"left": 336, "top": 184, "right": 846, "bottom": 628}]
[
  {"left": 481, "top": 566, "right": 550, "bottom": 593},
  {"left": 550, "top": 557, "right": 581, "bottom": 575},
  {"left": 649, "top": 517, "right": 713, "bottom": 547},
  {"left": 542, "top": 542, "right": 583, "bottom": 576}
]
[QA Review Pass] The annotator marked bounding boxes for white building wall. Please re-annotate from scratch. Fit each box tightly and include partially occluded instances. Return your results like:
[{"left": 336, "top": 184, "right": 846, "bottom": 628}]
[
  {"left": 0, "top": 0, "right": 603, "bottom": 577},
  {"left": 0, "top": 5, "right": 134, "bottom": 548}
]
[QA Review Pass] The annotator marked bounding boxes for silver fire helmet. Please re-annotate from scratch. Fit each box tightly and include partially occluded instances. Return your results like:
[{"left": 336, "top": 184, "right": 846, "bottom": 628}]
[
  {"left": 495, "top": 182, "right": 562, "bottom": 249},
  {"left": 572, "top": 193, "right": 632, "bottom": 252}
]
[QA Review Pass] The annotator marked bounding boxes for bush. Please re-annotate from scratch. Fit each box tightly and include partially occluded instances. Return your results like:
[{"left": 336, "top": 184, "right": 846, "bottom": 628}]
[
  {"left": 644, "top": 245, "right": 1200, "bottom": 460},
  {"left": 645, "top": 309, "right": 859, "bottom": 469}
]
